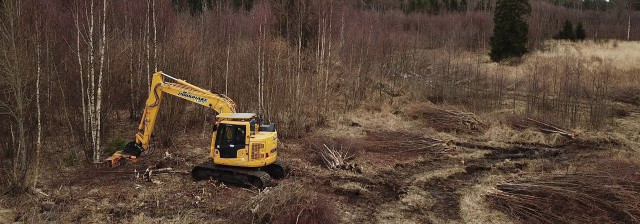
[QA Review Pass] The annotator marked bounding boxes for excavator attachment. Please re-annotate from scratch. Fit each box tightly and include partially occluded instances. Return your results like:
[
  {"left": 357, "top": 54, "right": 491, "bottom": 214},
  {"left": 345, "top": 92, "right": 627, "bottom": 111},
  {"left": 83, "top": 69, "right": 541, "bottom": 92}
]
[{"left": 103, "top": 141, "right": 143, "bottom": 167}]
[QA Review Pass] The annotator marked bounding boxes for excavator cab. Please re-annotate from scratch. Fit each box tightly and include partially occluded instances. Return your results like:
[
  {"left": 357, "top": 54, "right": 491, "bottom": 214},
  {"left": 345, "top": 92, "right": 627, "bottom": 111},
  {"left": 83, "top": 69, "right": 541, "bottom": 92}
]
[{"left": 210, "top": 113, "right": 279, "bottom": 169}]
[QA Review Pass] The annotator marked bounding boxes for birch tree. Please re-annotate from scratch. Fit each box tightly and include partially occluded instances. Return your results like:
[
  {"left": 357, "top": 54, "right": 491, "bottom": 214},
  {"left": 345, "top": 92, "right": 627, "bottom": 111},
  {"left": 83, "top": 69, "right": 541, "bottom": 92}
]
[
  {"left": 94, "top": 0, "right": 107, "bottom": 162},
  {"left": 0, "top": 0, "right": 31, "bottom": 193},
  {"left": 153, "top": 0, "right": 158, "bottom": 72},
  {"left": 33, "top": 14, "right": 43, "bottom": 188},
  {"left": 74, "top": 8, "right": 89, "bottom": 145},
  {"left": 75, "top": 0, "right": 108, "bottom": 163}
]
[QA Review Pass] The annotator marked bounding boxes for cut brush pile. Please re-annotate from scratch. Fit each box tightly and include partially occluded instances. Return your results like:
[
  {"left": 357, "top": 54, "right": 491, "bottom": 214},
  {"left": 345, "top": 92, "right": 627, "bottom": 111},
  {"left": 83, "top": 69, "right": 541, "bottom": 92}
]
[
  {"left": 506, "top": 115, "right": 575, "bottom": 139},
  {"left": 404, "top": 103, "right": 486, "bottom": 134},
  {"left": 487, "top": 162, "right": 640, "bottom": 223},
  {"left": 364, "top": 130, "right": 452, "bottom": 154},
  {"left": 233, "top": 181, "right": 338, "bottom": 224},
  {"left": 305, "top": 136, "right": 362, "bottom": 172}
]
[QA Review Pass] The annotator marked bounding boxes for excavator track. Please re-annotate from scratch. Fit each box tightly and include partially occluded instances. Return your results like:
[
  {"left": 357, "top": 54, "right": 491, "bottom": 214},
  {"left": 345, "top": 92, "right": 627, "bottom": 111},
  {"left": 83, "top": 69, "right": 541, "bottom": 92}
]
[
  {"left": 192, "top": 160, "right": 272, "bottom": 189},
  {"left": 263, "top": 159, "right": 289, "bottom": 179}
]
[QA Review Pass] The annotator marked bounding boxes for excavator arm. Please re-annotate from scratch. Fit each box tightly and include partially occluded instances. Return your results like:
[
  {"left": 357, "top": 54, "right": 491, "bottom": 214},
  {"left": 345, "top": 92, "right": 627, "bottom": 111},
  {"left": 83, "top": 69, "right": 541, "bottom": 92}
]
[{"left": 104, "top": 71, "right": 236, "bottom": 167}]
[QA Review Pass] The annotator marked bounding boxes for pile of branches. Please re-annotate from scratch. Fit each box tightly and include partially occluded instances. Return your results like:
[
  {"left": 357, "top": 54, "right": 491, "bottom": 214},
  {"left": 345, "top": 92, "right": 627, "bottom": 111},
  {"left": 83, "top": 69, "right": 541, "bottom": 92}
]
[
  {"left": 506, "top": 116, "right": 575, "bottom": 139},
  {"left": 305, "top": 136, "right": 361, "bottom": 172},
  {"left": 405, "top": 103, "right": 485, "bottom": 134},
  {"left": 487, "top": 163, "right": 640, "bottom": 223},
  {"left": 611, "top": 86, "right": 640, "bottom": 106},
  {"left": 234, "top": 181, "right": 338, "bottom": 224},
  {"left": 364, "top": 130, "right": 451, "bottom": 154}
]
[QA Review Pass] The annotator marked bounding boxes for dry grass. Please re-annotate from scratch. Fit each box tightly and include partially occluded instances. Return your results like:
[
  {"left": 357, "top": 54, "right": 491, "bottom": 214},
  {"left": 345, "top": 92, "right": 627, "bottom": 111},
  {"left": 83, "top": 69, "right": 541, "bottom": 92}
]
[
  {"left": 537, "top": 40, "right": 640, "bottom": 72},
  {"left": 459, "top": 174, "right": 513, "bottom": 224},
  {"left": 482, "top": 124, "right": 562, "bottom": 147}
]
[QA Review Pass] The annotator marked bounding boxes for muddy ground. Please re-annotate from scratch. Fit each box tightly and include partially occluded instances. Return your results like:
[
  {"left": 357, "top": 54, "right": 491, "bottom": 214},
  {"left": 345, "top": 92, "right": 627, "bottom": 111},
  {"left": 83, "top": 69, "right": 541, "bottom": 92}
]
[{"left": 1, "top": 104, "right": 639, "bottom": 223}]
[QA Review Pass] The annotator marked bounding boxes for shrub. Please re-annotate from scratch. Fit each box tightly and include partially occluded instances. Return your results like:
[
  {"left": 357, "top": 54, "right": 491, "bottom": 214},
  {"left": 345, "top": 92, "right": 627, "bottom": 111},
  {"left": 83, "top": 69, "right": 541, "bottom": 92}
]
[
  {"left": 62, "top": 152, "right": 78, "bottom": 167},
  {"left": 104, "top": 136, "right": 128, "bottom": 156}
]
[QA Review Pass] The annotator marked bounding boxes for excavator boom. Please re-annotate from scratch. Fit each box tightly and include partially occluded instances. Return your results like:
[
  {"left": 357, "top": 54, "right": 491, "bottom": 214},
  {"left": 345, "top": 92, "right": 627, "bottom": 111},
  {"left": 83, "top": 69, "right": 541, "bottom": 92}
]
[{"left": 104, "top": 71, "right": 236, "bottom": 167}]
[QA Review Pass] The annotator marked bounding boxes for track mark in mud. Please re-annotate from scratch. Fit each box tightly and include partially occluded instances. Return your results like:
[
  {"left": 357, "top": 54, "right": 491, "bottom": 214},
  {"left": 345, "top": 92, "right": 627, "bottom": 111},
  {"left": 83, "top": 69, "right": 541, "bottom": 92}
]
[
  {"left": 485, "top": 147, "right": 561, "bottom": 160},
  {"left": 326, "top": 138, "right": 567, "bottom": 223}
]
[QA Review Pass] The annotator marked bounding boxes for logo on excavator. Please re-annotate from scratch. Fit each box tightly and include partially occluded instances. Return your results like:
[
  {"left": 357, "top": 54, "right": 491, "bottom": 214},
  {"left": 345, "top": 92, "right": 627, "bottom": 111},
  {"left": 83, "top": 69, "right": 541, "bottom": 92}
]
[{"left": 178, "top": 91, "right": 208, "bottom": 103}]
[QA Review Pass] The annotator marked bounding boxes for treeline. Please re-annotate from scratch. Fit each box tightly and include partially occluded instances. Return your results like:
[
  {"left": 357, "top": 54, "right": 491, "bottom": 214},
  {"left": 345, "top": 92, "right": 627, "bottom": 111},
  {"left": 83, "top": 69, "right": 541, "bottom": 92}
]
[{"left": 0, "top": 0, "right": 638, "bottom": 193}]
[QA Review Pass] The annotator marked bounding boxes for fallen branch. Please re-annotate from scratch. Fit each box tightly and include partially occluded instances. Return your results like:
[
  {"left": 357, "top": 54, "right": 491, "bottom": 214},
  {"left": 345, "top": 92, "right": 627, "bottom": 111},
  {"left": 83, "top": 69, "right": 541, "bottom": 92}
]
[
  {"left": 140, "top": 167, "right": 189, "bottom": 183},
  {"left": 31, "top": 187, "right": 49, "bottom": 197}
]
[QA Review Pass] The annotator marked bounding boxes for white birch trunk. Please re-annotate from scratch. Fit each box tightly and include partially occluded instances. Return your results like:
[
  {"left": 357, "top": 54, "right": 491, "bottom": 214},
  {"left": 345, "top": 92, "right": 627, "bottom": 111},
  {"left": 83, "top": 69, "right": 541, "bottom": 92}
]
[
  {"left": 88, "top": 0, "right": 96, "bottom": 162},
  {"left": 74, "top": 11, "right": 88, "bottom": 142},
  {"left": 261, "top": 25, "right": 266, "bottom": 118},
  {"left": 34, "top": 20, "right": 42, "bottom": 187},
  {"left": 628, "top": 12, "right": 631, "bottom": 41},
  {"left": 146, "top": 0, "right": 151, "bottom": 88},
  {"left": 324, "top": 4, "right": 333, "bottom": 113},
  {"left": 127, "top": 12, "right": 135, "bottom": 119},
  {"left": 95, "top": 0, "right": 107, "bottom": 162},
  {"left": 258, "top": 25, "right": 262, "bottom": 116},
  {"left": 225, "top": 33, "right": 230, "bottom": 95},
  {"left": 152, "top": 0, "right": 157, "bottom": 72},
  {"left": 296, "top": 16, "right": 302, "bottom": 122}
]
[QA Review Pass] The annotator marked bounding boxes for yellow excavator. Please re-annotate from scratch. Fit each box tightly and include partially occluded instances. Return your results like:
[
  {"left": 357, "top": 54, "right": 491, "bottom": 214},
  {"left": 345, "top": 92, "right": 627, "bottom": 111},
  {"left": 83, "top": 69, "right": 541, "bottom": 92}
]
[{"left": 104, "top": 71, "right": 286, "bottom": 188}]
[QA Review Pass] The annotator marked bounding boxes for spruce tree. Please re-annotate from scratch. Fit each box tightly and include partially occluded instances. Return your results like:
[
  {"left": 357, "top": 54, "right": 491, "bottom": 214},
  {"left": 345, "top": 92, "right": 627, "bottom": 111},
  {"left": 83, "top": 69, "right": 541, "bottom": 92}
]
[
  {"left": 489, "top": 0, "right": 531, "bottom": 62},
  {"left": 460, "top": 0, "right": 468, "bottom": 11},
  {"left": 575, "top": 22, "right": 586, "bottom": 40},
  {"left": 429, "top": 0, "right": 440, "bottom": 13},
  {"left": 450, "top": 0, "right": 459, "bottom": 11},
  {"left": 553, "top": 20, "right": 577, "bottom": 41}
]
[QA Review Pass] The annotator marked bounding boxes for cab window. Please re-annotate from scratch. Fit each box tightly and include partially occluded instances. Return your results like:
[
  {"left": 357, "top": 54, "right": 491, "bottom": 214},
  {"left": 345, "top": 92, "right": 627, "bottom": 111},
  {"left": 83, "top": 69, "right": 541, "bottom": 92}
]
[{"left": 216, "top": 124, "right": 246, "bottom": 147}]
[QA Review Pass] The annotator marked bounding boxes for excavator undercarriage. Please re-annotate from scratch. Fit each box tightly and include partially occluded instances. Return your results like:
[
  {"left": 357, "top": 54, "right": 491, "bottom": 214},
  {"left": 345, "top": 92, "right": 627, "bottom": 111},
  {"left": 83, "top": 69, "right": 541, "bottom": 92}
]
[{"left": 192, "top": 160, "right": 287, "bottom": 188}]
